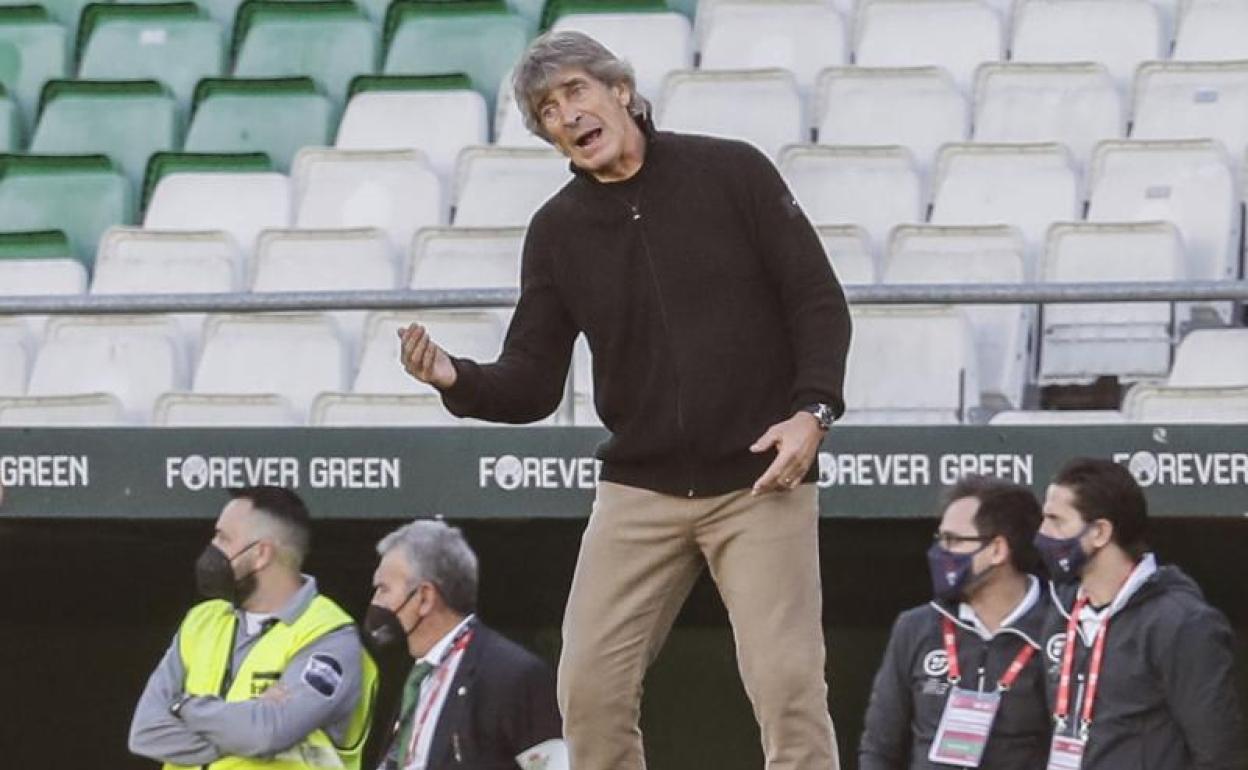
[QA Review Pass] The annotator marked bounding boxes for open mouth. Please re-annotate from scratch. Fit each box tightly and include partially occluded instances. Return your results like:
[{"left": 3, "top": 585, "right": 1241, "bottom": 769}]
[{"left": 575, "top": 128, "right": 603, "bottom": 150}]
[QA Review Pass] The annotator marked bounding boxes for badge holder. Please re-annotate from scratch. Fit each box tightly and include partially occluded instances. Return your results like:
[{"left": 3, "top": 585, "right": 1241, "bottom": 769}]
[{"left": 1045, "top": 596, "right": 1109, "bottom": 770}]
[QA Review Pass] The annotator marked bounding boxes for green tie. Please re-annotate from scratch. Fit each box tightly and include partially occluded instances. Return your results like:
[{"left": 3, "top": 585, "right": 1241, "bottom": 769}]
[{"left": 394, "top": 661, "right": 435, "bottom": 768}]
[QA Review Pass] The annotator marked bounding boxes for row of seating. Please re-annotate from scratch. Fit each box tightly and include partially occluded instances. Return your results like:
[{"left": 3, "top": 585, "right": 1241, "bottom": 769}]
[{"left": 1, "top": 310, "right": 1244, "bottom": 426}]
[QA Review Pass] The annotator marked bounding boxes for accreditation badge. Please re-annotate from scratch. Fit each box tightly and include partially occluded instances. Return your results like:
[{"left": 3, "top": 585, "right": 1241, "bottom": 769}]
[
  {"left": 1046, "top": 734, "right": 1087, "bottom": 770},
  {"left": 927, "top": 688, "right": 1002, "bottom": 767}
]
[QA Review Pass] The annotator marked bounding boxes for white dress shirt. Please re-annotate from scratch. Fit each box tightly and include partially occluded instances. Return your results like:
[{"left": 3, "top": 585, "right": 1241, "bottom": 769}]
[{"left": 403, "top": 614, "right": 476, "bottom": 770}]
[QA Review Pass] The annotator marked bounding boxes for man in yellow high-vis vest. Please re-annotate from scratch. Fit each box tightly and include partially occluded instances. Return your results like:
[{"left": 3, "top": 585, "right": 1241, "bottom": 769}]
[{"left": 129, "top": 486, "right": 378, "bottom": 770}]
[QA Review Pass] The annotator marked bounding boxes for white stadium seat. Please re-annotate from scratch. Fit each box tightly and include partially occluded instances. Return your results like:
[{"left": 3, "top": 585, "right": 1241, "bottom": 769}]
[
  {"left": 252, "top": 228, "right": 397, "bottom": 293},
  {"left": 1122, "top": 384, "right": 1248, "bottom": 423},
  {"left": 779, "top": 145, "right": 923, "bottom": 253},
  {"left": 1011, "top": 0, "right": 1164, "bottom": 91},
  {"left": 144, "top": 172, "right": 292, "bottom": 259},
  {"left": 974, "top": 63, "right": 1124, "bottom": 168},
  {"left": 657, "top": 68, "right": 804, "bottom": 158},
  {"left": 1038, "top": 222, "right": 1186, "bottom": 384},
  {"left": 0, "top": 259, "right": 87, "bottom": 298},
  {"left": 292, "top": 148, "right": 443, "bottom": 252},
  {"left": 353, "top": 310, "right": 506, "bottom": 395},
  {"left": 0, "top": 394, "right": 125, "bottom": 426},
  {"left": 572, "top": 334, "right": 599, "bottom": 428},
  {"left": 153, "top": 393, "right": 301, "bottom": 426},
  {"left": 700, "top": 0, "right": 846, "bottom": 95},
  {"left": 1132, "top": 62, "right": 1248, "bottom": 161},
  {"left": 0, "top": 320, "right": 30, "bottom": 396},
  {"left": 990, "top": 409, "right": 1126, "bottom": 425},
  {"left": 409, "top": 226, "right": 524, "bottom": 290},
  {"left": 494, "top": 73, "right": 549, "bottom": 148},
  {"left": 553, "top": 11, "right": 693, "bottom": 99},
  {"left": 453, "top": 147, "right": 571, "bottom": 227},
  {"left": 91, "top": 228, "right": 241, "bottom": 294},
  {"left": 815, "top": 66, "right": 968, "bottom": 170},
  {"left": 335, "top": 90, "right": 489, "bottom": 184},
  {"left": 842, "top": 306, "right": 982, "bottom": 424},
  {"left": 854, "top": 0, "right": 1003, "bottom": 93},
  {"left": 885, "top": 225, "right": 1031, "bottom": 408},
  {"left": 930, "top": 143, "right": 1081, "bottom": 254},
  {"left": 1166, "top": 329, "right": 1248, "bottom": 387},
  {"left": 193, "top": 314, "right": 347, "bottom": 420},
  {"left": 311, "top": 392, "right": 475, "bottom": 427},
  {"left": 1172, "top": 0, "right": 1248, "bottom": 62},
  {"left": 817, "top": 225, "right": 877, "bottom": 285}
]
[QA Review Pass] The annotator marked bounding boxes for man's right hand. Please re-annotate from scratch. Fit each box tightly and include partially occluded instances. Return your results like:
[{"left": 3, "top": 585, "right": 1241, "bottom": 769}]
[{"left": 398, "top": 323, "right": 458, "bottom": 390}]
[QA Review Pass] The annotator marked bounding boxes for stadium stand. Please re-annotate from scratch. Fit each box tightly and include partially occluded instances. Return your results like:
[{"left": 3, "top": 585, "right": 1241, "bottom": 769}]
[{"left": 184, "top": 77, "right": 334, "bottom": 171}]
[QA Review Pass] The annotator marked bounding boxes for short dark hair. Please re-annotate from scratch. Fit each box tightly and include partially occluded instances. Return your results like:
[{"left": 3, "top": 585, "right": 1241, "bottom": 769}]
[
  {"left": 229, "top": 486, "right": 312, "bottom": 567},
  {"left": 1053, "top": 457, "right": 1148, "bottom": 559},
  {"left": 944, "top": 475, "right": 1042, "bottom": 572}
]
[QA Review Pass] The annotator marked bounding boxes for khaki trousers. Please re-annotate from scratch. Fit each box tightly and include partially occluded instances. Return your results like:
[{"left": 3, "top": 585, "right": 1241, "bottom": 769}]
[{"left": 557, "top": 481, "right": 840, "bottom": 770}]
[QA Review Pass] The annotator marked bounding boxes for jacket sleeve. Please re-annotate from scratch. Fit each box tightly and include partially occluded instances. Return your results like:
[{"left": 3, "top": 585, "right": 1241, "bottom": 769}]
[
  {"left": 176, "top": 627, "right": 365, "bottom": 758},
  {"left": 737, "top": 143, "right": 852, "bottom": 417},
  {"left": 1157, "top": 603, "right": 1245, "bottom": 770},
  {"left": 440, "top": 211, "right": 579, "bottom": 423},
  {"left": 498, "top": 654, "right": 564, "bottom": 760},
  {"left": 858, "top": 614, "right": 915, "bottom": 770},
  {"left": 128, "top": 632, "right": 223, "bottom": 766}
]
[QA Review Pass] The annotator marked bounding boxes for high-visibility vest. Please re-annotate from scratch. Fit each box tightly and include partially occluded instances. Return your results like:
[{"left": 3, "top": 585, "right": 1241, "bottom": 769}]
[{"left": 164, "top": 595, "right": 378, "bottom": 770}]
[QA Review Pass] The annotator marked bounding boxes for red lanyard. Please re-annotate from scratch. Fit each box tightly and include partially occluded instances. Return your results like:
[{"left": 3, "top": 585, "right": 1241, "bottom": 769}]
[
  {"left": 940, "top": 616, "right": 1037, "bottom": 691},
  {"left": 403, "top": 628, "right": 475, "bottom": 765},
  {"left": 1053, "top": 597, "right": 1110, "bottom": 733}
]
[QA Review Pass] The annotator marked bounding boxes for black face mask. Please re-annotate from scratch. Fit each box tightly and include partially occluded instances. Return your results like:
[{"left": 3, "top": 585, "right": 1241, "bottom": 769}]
[
  {"left": 364, "top": 587, "right": 422, "bottom": 650},
  {"left": 1034, "top": 525, "right": 1093, "bottom": 585},
  {"left": 195, "top": 540, "right": 260, "bottom": 606},
  {"left": 926, "top": 542, "right": 993, "bottom": 602}
]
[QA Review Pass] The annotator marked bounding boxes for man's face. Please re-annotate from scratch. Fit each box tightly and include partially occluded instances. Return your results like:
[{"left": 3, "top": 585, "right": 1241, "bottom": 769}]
[
  {"left": 372, "top": 549, "right": 426, "bottom": 626},
  {"left": 212, "top": 498, "right": 262, "bottom": 575},
  {"left": 537, "top": 68, "right": 635, "bottom": 174},
  {"left": 1040, "top": 484, "right": 1087, "bottom": 539},
  {"left": 936, "top": 496, "right": 999, "bottom": 575}
]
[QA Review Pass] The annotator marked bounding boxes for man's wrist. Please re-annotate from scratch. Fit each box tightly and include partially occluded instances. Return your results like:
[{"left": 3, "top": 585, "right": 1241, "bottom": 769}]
[
  {"left": 798, "top": 403, "right": 834, "bottom": 431},
  {"left": 169, "top": 693, "right": 194, "bottom": 719}
]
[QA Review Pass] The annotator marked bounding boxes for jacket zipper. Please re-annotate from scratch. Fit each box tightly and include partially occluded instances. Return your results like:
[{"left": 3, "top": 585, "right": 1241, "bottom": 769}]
[{"left": 203, "top": 615, "right": 240, "bottom": 770}]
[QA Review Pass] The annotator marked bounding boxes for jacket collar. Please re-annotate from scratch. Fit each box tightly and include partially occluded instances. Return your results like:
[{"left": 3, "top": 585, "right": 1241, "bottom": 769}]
[{"left": 929, "top": 575, "right": 1046, "bottom": 649}]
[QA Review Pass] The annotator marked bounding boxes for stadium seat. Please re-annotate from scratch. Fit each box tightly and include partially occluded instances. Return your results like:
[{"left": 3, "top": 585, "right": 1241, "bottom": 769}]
[
  {"left": 0, "top": 319, "right": 29, "bottom": 395},
  {"left": 0, "top": 227, "right": 71, "bottom": 259},
  {"left": 814, "top": 66, "right": 968, "bottom": 170},
  {"left": 1172, "top": 0, "right": 1248, "bottom": 62},
  {"left": 409, "top": 226, "right": 523, "bottom": 290},
  {"left": 989, "top": 409, "right": 1125, "bottom": 425},
  {"left": 77, "top": 3, "right": 225, "bottom": 108},
  {"left": 929, "top": 143, "right": 1080, "bottom": 255},
  {"left": 353, "top": 310, "right": 505, "bottom": 394},
  {"left": 30, "top": 80, "right": 178, "bottom": 188},
  {"left": 0, "top": 154, "right": 133, "bottom": 265},
  {"left": 571, "top": 333, "right": 598, "bottom": 427},
  {"left": 1122, "top": 384, "right": 1248, "bottom": 423},
  {"left": 453, "top": 146, "right": 570, "bottom": 227},
  {"left": 311, "top": 392, "right": 472, "bottom": 426},
  {"left": 0, "top": 85, "right": 18, "bottom": 151},
  {"left": 1132, "top": 62, "right": 1248, "bottom": 161},
  {"left": 13, "top": 0, "right": 88, "bottom": 36},
  {"left": 233, "top": 1, "right": 376, "bottom": 102},
  {"left": 152, "top": 392, "right": 300, "bottom": 425},
  {"left": 493, "top": 74, "right": 547, "bottom": 147},
  {"left": 193, "top": 313, "right": 347, "bottom": 419},
  {"left": 841, "top": 305, "right": 982, "bottom": 424},
  {"left": 0, "top": 6, "right": 67, "bottom": 131},
  {"left": 0, "top": 393, "right": 124, "bottom": 425},
  {"left": 1166, "top": 328, "right": 1248, "bottom": 387},
  {"left": 92, "top": 227, "right": 241, "bottom": 295},
  {"left": 551, "top": 8, "right": 693, "bottom": 99},
  {"left": 778, "top": 145, "right": 922, "bottom": 254},
  {"left": 1085, "top": 139, "right": 1238, "bottom": 292},
  {"left": 292, "top": 148, "right": 443, "bottom": 251},
  {"left": 816, "top": 224, "right": 876, "bottom": 284},
  {"left": 699, "top": 0, "right": 845, "bottom": 96},
  {"left": 854, "top": 0, "right": 1003, "bottom": 93},
  {"left": 184, "top": 78, "right": 333, "bottom": 172},
  {"left": 28, "top": 316, "right": 186, "bottom": 422},
  {"left": 657, "top": 68, "right": 803, "bottom": 158},
  {"left": 973, "top": 63, "right": 1123, "bottom": 169},
  {"left": 1011, "top": 0, "right": 1164, "bottom": 91},
  {"left": 383, "top": 0, "right": 529, "bottom": 111},
  {"left": 143, "top": 157, "right": 291, "bottom": 259},
  {"left": 1038, "top": 221, "right": 1185, "bottom": 384},
  {"left": 884, "top": 225, "right": 1031, "bottom": 409},
  {"left": 336, "top": 75, "right": 488, "bottom": 184},
  {"left": 0, "top": 231, "right": 87, "bottom": 323}
]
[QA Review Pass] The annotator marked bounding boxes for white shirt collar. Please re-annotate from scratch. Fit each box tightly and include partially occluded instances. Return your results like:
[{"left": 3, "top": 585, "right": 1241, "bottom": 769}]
[
  {"left": 958, "top": 575, "right": 1040, "bottom": 639},
  {"left": 1079, "top": 553, "right": 1157, "bottom": 621},
  {"left": 417, "top": 614, "right": 476, "bottom": 668}
]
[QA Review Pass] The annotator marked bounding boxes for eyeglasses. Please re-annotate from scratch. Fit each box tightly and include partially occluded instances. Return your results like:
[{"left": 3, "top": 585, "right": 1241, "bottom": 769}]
[{"left": 932, "top": 531, "right": 993, "bottom": 550}]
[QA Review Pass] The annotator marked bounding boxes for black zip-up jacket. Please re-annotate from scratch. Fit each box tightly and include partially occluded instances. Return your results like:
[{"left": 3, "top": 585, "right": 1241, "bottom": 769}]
[
  {"left": 1042, "top": 565, "right": 1245, "bottom": 770},
  {"left": 859, "top": 587, "right": 1051, "bottom": 770},
  {"left": 441, "top": 121, "right": 852, "bottom": 497}
]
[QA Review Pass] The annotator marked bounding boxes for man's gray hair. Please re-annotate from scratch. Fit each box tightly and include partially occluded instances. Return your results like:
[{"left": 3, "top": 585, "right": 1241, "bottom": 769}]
[
  {"left": 376, "top": 519, "right": 479, "bottom": 615},
  {"left": 513, "top": 30, "right": 652, "bottom": 141}
]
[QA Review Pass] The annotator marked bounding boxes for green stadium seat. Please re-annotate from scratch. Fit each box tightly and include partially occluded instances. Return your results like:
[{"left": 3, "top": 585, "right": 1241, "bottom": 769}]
[
  {"left": 141, "top": 149, "right": 270, "bottom": 212},
  {"left": 234, "top": 1, "right": 376, "bottom": 102},
  {"left": 0, "top": 83, "right": 17, "bottom": 150},
  {"left": 8, "top": 0, "right": 91, "bottom": 34},
  {"left": 540, "top": 0, "right": 664, "bottom": 30},
  {"left": 0, "top": 228, "right": 70, "bottom": 259},
  {"left": 0, "top": 154, "right": 134, "bottom": 266},
  {"left": 184, "top": 77, "right": 332, "bottom": 171},
  {"left": 0, "top": 6, "right": 68, "bottom": 131},
  {"left": 77, "top": 3, "right": 225, "bottom": 107},
  {"left": 383, "top": 0, "right": 528, "bottom": 111},
  {"left": 30, "top": 80, "right": 178, "bottom": 187}
]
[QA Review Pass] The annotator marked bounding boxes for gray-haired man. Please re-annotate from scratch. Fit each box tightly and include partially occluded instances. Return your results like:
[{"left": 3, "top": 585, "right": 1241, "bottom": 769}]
[
  {"left": 397, "top": 31, "right": 851, "bottom": 770},
  {"left": 364, "top": 519, "right": 566, "bottom": 770}
]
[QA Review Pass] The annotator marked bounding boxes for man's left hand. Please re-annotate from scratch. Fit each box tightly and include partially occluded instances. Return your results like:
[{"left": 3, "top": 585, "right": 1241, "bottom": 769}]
[{"left": 749, "top": 412, "right": 826, "bottom": 495}]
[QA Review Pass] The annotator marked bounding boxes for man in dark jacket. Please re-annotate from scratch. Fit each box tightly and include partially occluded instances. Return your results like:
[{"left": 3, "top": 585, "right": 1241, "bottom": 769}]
[
  {"left": 397, "top": 30, "right": 851, "bottom": 770},
  {"left": 1035, "top": 457, "right": 1244, "bottom": 770},
  {"left": 859, "top": 476, "right": 1050, "bottom": 770}
]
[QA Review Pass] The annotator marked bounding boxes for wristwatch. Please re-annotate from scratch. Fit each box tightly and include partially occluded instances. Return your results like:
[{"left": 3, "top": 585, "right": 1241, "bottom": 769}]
[
  {"left": 801, "top": 403, "right": 835, "bottom": 431},
  {"left": 169, "top": 693, "right": 193, "bottom": 719}
]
